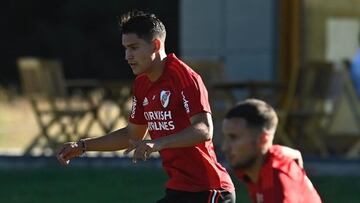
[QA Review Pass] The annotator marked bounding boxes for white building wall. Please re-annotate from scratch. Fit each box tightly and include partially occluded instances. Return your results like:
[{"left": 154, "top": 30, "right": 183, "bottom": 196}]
[
  {"left": 180, "top": 0, "right": 224, "bottom": 60},
  {"left": 180, "top": 0, "right": 276, "bottom": 81}
]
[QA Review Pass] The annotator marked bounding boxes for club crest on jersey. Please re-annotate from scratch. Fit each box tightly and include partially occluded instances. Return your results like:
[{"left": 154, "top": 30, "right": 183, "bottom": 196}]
[{"left": 160, "top": 90, "right": 171, "bottom": 108}]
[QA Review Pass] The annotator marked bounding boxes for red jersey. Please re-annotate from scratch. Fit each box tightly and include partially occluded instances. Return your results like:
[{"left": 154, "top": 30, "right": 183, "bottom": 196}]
[
  {"left": 235, "top": 145, "right": 322, "bottom": 203},
  {"left": 129, "top": 53, "right": 234, "bottom": 192}
]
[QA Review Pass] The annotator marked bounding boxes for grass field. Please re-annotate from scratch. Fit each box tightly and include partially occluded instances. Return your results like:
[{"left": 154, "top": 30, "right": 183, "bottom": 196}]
[{"left": 1, "top": 167, "right": 359, "bottom": 203}]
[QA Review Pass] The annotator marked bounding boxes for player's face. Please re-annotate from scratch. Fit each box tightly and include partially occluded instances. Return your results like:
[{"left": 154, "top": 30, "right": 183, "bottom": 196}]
[
  {"left": 222, "top": 118, "right": 260, "bottom": 170},
  {"left": 122, "top": 33, "right": 156, "bottom": 75}
]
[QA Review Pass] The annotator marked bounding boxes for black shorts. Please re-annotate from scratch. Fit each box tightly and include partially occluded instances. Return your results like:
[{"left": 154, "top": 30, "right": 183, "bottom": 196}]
[{"left": 156, "top": 188, "right": 236, "bottom": 203}]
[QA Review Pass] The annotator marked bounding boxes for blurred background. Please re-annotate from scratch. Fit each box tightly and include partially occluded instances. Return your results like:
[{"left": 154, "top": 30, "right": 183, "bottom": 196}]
[{"left": 0, "top": 0, "right": 360, "bottom": 202}]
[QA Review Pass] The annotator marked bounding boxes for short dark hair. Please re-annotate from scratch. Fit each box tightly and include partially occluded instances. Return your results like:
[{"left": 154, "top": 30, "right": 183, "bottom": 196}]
[
  {"left": 119, "top": 10, "right": 166, "bottom": 42},
  {"left": 225, "top": 99, "right": 278, "bottom": 133}
]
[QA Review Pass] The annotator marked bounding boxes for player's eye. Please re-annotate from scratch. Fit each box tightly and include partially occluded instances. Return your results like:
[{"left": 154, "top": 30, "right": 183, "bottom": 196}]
[
  {"left": 129, "top": 46, "right": 138, "bottom": 51},
  {"left": 228, "top": 133, "right": 237, "bottom": 140}
]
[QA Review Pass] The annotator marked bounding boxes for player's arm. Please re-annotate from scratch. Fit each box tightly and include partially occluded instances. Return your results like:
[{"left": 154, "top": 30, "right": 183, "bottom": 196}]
[
  {"left": 155, "top": 112, "right": 213, "bottom": 148},
  {"left": 83, "top": 123, "right": 148, "bottom": 151},
  {"left": 125, "top": 112, "right": 213, "bottom": 162},
  {"left": 57, "top": 123, "right": 148, "bottom": 165}
]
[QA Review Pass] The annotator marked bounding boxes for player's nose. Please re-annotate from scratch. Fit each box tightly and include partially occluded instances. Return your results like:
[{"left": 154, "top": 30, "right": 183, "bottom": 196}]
[{"left": 125, "top": 49, "right": 133, "bottom": 61}]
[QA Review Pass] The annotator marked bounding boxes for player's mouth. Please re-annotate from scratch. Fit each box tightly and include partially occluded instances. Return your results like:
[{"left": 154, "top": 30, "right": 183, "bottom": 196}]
[{"left": 128, "top": 62, "right": 137, "bottom": 68}]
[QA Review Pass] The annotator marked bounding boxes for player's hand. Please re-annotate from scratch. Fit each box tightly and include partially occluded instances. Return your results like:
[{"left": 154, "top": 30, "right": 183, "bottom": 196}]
[
  {"left": 56, "top": 142, "right": 83, "bottom": 166},
  {"left": 124, "top": 139, "right": 162, "bottom": 163}
]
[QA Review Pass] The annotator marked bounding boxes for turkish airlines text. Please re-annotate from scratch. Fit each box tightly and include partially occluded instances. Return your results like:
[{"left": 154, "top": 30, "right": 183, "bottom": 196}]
[{"left": 144, "top": 111, "right": 175, "bottom": 131}]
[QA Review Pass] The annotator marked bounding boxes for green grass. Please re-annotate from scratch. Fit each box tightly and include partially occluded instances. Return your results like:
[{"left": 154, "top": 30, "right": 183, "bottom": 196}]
[
  {"left": 0, "top": 167, "right": 359, "bottom": 203},
  {"left": 1, "top": 167, "right": 168, "bottom": 203},
  {"left": 311, "top": 176, "right": 360, "bottom": 202}
]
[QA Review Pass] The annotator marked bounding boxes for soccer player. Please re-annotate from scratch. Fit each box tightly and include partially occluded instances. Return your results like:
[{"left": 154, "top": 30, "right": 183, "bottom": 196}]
[
  {"left": 56, "top": 11, "right": 235, "bottom": 203},
  {"left": 222, "top": 99, "right": 322, "bottom": 203}
]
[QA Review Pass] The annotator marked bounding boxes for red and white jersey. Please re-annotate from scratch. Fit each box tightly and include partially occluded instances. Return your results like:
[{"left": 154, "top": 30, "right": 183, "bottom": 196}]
[
  {"left": 129, "top": 53, "right": 234, "bottom": 192},
  {"left": 235, "top": 145, "right": 322, "bottom": 203}
]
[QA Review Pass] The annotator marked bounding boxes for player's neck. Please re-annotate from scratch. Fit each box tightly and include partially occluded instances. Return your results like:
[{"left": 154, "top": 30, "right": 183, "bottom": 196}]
[
  {"left": 244, "top": 154, "right": 266, "bottom": 183},
  {"left": 147, "top": 50, "right": 167, "bottom": 82}
]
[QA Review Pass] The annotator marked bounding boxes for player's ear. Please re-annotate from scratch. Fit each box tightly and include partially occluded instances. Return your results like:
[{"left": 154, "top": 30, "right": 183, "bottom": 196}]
[
  {"left": 257, "top": 132, "right": 270, "bottom": 145},
  {"left": 152, "top": 38, "right": 161, "bottom": 52}
]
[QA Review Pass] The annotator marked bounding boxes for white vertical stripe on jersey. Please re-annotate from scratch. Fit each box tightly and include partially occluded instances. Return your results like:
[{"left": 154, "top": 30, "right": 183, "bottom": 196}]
[{"left": 211, "top": 190, "right": 218, "bottom": 203}]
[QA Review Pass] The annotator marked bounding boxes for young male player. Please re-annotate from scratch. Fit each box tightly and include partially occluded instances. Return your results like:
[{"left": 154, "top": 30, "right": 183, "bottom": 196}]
[
  {"left": 56, "top": 11, "right": 235, "bottom": 203},
  {"left": 222, "top": 99, "right": 322, "bottom": 203}
]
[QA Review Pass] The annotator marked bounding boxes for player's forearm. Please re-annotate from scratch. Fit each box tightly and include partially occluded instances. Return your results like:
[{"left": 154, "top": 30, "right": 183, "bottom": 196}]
[
  {"left": 83, "top": 127, "right": 131, "bottom": 151},
  {"left": 157, "top": 121, "right": 212, "bottom": 149}
]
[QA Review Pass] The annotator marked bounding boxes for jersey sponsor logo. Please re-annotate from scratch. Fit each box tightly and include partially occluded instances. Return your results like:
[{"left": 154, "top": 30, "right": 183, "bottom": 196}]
[
  {"left": 144, "top": 111, "right": 175, "bottom": 131},
  {"left": 160, "top": 90, "right": 171, "bottom": 108},
  {"left": 130, "top": 96, "right": 137, "bottom": 118},
  {"left": 144, "top": 111, "right": 172, "bottom": 121},
  {"left": 181, "top": 91, "right": 190, "bottom": 114},
  {"left": 143, "top": 97, "right": 149, "bottom": 106},
  {"left": 148, "top": 121, "right": 175, "bottom": 131}
]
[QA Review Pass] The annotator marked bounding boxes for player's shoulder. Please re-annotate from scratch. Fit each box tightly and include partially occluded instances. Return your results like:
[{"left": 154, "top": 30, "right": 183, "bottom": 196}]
[
  {"left": 267, "top": 147, "right": 305, "bottom": 182},
  {"left": 133, "top": 74, "right": 149, "bottom": 95},
  {"left": 166, "top": 54, "right": 201, "bottom": 85},
  {"left": 268, "top": 145, "right": 297, "bottom": 172}
]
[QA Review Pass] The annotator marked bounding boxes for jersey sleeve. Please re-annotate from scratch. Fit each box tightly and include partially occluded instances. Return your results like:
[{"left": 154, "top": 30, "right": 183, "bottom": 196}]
[
  {"left": 273, "top": 170, "right": 295, "bottom": 203},
  {"left": 179, "top": 73, "right": 211, "bottom": 118},
  {"left": 128, "top": 83, "right": 147, "bottom": 125},
  {"left": 273, "top": 163, "right": 319, "bottom": 203}
]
